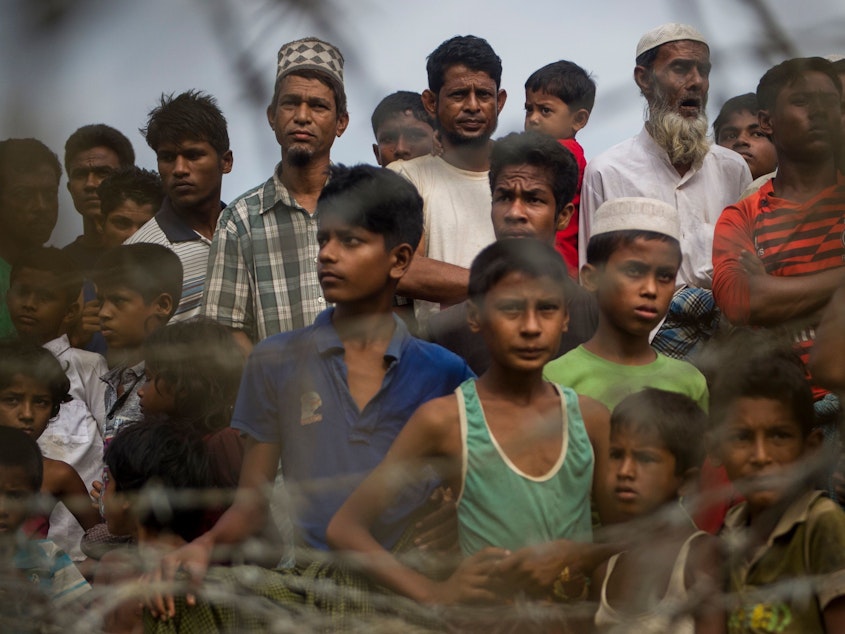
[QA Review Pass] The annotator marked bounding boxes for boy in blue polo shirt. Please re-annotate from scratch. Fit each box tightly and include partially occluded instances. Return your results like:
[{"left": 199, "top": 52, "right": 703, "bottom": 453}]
[{"left": 146, "top": 164, "right": 473, "bottom": 620}]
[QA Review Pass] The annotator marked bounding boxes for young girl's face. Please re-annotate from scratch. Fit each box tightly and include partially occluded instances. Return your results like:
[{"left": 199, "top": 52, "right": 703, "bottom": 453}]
[
  {"left": 0, "top": 374, "right": 54, "bottom": 440},
  {"left": 0, "top": 465, "right": 35, "bottom": 536},
  {"left": 138, "top": 370, "right": 177, "bottom": 417},
  {"left": 606, "top": 424, "right": 684, "bottom": 521}
]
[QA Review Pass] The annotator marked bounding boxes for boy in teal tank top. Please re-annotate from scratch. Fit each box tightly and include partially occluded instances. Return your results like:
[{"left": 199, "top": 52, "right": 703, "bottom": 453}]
[{"left": 328, "top": 238, "right": 615, "bottom": 606}]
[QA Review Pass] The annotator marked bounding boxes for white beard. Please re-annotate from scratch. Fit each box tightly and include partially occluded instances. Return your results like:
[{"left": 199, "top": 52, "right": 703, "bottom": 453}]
[{"left": 646, "top": 80, "right": 711, "bottom": 168}]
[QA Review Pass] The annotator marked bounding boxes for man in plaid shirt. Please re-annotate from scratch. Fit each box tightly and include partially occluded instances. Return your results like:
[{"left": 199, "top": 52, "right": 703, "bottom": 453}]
[{"left": 201, "top": 37, "right": 349, "bottom": 349}]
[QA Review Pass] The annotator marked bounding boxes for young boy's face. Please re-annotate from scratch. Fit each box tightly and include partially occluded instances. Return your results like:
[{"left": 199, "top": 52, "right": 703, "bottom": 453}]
[
  {"left": 372, "top": 110, "right": 435, "bottom": 167},
  {"left": 7, "top": 268, "right": 73, "bottom": 344},
  {"left": 587, "top": 237, "right": 680, "bottom": 338},
  {"left": 155, "top": 139, "right": 232, "bottom": 213},
  {"left": 763, "top": 70, "right": 841, "bottom": 162},
  {"left": 97, "top": 200, "right": 157, "bottom": 249},
  {"left": 97, "top": 284, "right": 164, "bottom": 351},
  {"left": 716, "top": 396, "right": 818, "bottom": 515},
  {"left": 469, "top": 271, "right": 568, "bottom": 372},
  {"left": 0, "top": 164, "right": 59, "bottom": 249},
  {"left": 524, "top": 90, "right": 580, "bottom": 140},
  {"left": 66, "top": 146, "right": 121, "bottom": 224},
  {"left": 0, "top": 465, "right": 35, "bottom": 536},
  {"left": 606, "top": 425, "right": 683, "bottom": 521},
  {"left": 715, "top": 109, "right": 777, "bottom": 179},
  {"left": 138, "top": 370, "right": 176, "bottom": 417},
  {"left": 316, "top": 217, "right": 400, "bottom": 307},
  {"left": 491, "top": 164, "right": 568, "bottom": 244},
  {"left": 0, "top": 374, "right": 54, "bottom": 440}
]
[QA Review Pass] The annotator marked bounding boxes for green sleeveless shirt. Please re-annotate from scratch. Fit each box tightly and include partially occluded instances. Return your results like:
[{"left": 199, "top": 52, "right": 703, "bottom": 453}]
[{"left": 455, "top": 379, "right": 594, "bottom": 556}]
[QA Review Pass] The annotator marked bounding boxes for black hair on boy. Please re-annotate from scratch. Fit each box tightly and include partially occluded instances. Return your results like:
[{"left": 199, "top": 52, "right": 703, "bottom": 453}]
[
  {"left": 468, "top": 238, "right": 567, "bottom": 304},
  {"left": 0, "top": 138, "right": 62, "bottom": 187},
  {"left": 64, "top": 124, "right": 135, "bottom": 173},
  {"left": 710, "top": 346, "right": 815, "bottom": 437},
  {"left": 427, "top": 35, "right": 502, "bottom": 94},
  {"left": 91, "top": 243, "right": 183, "bottom": 317},
  {"left": 490, "top": 131, "right": 578, "bottom": 217},
  {"left": 143, "top": 318, "right": 245, "bottom": 434},
  {"left": 0, "top": 340, "right": 70, "bottom": 418},
  {"left": 10, "top": 247, "right": 83, "bottom": 307},
  {"left": 756, "top": 56, "right": 842, "bottom": 112},
  {"left": 713, "top": 93, "right": 765, "bottom": 140},
  {"left": 611, "top": 388, "right": 708, "bottom": 475},
  {"left": 141, "top": 90, "right": 230, "bottom": 156},
  {"left": 586, "top": 230, "right": 682, "bottom": 268},
  {"left": 0, "top": 426, "right": 44, "bottom": 491},
  {"left": 371, "top": 91, "right": 434, "bottom": 136},
  {"left": 524, "top": 60, "right": 596, "bottom": 113},
  {"left": 97, "top": 166, "right": 164, "bottom": 218},
  {"left": 105, "top": 420, "right": 213, "bottom": 542},
  {"left": 317, "top": 164, "right": 424, "bottom": 250}
]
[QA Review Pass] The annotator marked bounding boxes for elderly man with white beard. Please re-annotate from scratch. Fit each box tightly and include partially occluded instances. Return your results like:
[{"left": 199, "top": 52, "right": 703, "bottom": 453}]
[{"left": 579, "top": 23, "right": 751, "bottom": 360}]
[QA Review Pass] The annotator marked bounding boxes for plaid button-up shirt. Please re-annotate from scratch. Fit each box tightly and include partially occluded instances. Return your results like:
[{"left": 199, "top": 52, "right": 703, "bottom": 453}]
[{"left": 201, "top": 163, "right": 327, "bottom": 342}]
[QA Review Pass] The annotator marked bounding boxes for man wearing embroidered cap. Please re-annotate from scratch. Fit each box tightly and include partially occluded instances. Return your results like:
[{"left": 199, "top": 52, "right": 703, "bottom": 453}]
[
  {"left": 544, "top": 197, "right": 708, "bottom": 417},
  {"left": 579, "top": 23, "right": 751, "bottom": 292},
  {"left": 201, "top": 36, "right": 349, "bottom": 349}
]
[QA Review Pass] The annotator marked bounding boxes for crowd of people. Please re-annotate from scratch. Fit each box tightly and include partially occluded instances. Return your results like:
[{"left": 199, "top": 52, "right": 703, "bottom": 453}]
[{"left": 0, "top": 20, "right": 844, "bottom": 634}]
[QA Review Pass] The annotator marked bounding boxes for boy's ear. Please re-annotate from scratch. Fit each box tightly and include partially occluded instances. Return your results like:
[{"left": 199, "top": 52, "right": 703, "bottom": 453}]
[
  {"left": 388, "top": 243, "right": 414, "bottom": 281},
  {"left": 421, "top": 89, "right": 438, "bottom": 119},
  {"left": 571, "top": 108, "right": 591, "bottom": 133},
  {"left": 372, "top": 143, "right": 382, "bottom": 166},
  {"left": 62, "top": 299, "right": 80, "bottom": 330},
  {"left": 220, "top": 149, "right": 234, "bottom": 175},
  {"left": 467, "top": 299, "right": 483, "bottom": 334},
  {"left": 758, "top": 109, "right": 773, "bottom": 136},
  {"left": 806, "top": 427, "right": 825, "bottom": 452},
  {"left": 152, "top": 293, "right": 174, "bottom": 320},
  {"left": 556, "top": 202, "right": 575, "bottom": 232},
  {"left": 580, "top": 263, "right": 600, "bottom": 291}
]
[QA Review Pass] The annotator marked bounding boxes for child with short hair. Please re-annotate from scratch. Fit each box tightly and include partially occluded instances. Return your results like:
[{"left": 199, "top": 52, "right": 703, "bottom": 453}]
[
  {"left": 524, "top": 59, "right": 596, "bottom": 277},
  {"left": 711, "top": 348, "right": 845, "bottom": 633},
  {"left": 90, "top": 243, "right": 182, "bottom": 443},
  {"left": 145, "top": 164, "right": 474, "bottom": 623},
  {"left": 0, "top": 341, "right": 100, "bottom": 539},
  {"left": 328, "top": 238, "right": 611, "bottom": 613},
  {"left": 713, "top": 93, "right": 777, "bottom": 181},
  {"left": 0, "top": 426, "right": 91, "bottom": 617},
  {"left": 95, "top": 166, "right": 163, "bottom": 249},
  {"left": 140, "top": 317, "right": 246, "bottom": 487},
  {"left": 544, "top": 197, "right": 708, "bottom": 412},
  {"left": 7, "top": 247, "right": 108, "bottom": 559},
  {"left": 95, "top": 420, "right": 215, "bottom": 632},
  {"left": 592, "top": 388, "right": 723, "bottom": 633},
  {"left": 371, "top": 91, "right": 436, "bottom": 167}
]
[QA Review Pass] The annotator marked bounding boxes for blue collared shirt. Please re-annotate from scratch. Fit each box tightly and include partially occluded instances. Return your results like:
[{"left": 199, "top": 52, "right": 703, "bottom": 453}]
[{"left": 232, "top": 308, "right": 474, "bottom": 550}]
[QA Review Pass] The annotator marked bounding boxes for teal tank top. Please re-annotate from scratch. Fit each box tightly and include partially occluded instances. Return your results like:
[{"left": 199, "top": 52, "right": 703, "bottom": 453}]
[{"left": 456, "top": 379, "right": 594, "bottom": 556}]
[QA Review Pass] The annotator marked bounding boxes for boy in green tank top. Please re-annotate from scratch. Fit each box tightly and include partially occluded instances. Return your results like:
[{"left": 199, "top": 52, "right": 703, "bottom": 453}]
[{"left": 328, "top": 238, "right": 615, "bottom": 609}]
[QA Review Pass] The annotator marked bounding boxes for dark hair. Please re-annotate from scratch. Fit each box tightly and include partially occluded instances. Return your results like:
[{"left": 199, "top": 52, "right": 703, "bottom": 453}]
[
  {"left": 143, "top": 318, "right": 245, "bottom": 434},
  {"left": 98, "top": 166, "right": 164, "bottom": 218},
  {"left": 0, "top": 427, "right": 43, "bottom": 491},
  {"left": 0, "top": 340, "right": 70, "bottom": 418},
  {"left": 586, "top": 230, "right": 682, "bottom": 267},
  {"left": 370, "top": 91, "right": 434, "bottom": 136},
  {"left": 524, "top": 60, "right": 596, "bottom": 112},
  {"left": 757, "top": 56, "right": 842, "bottom": 112},
  {"left": 468, "top": 238, "right": 567, "bottom": 303},
  {"left": 92, "top": 243, "right": 183, "bottom": 318},
  {"left": 317, "top": 164, "right": 423, "bottom": 250},
  {"left": 611, "top": 388, "right": 708, "bottom": 475},
  {"left": 10, "top": 247, "right": 83, "bottom": 306},
  {"left": 271, "top": 68, "right": 348, "bottom": 118},
  {"left": 426, "top": 35, "right": 502, "bottom": 94},
  {"left": 105, "top": 420, "right": 213, "bottom": 542},
  {"left": 63, "top": 124, "right": 135, "bottom": 173},
  {"left": 709, "top": 344, "right": 815, "bottom": 437},
  {"left": 713, "top": 93, "right": 765, "bottom": 140},
  {"left": 142, "top": 90, "right": 230, "bottom": 156},
  {"left": 489, "top": 131, "right": 578, "bottom": 218},
  {"left": 0, "top": 138, "right": 62, "bottom": 192}
]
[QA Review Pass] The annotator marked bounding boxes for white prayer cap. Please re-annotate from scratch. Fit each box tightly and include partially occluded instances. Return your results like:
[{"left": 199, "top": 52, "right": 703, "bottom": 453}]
[
  {"left": 636, "top": 23, "right": 708, "bottom": 58},
  {"left": 592, "top": 198, "right": 680, "bottom": 241}
]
